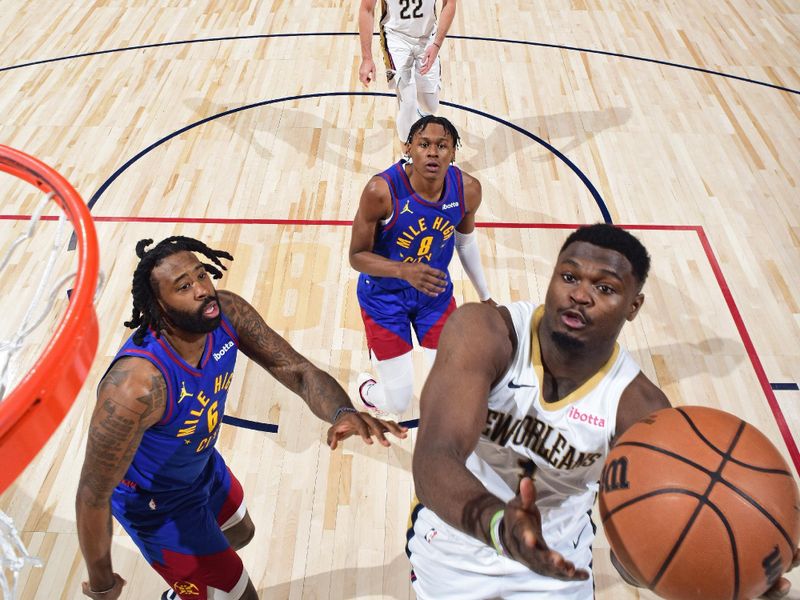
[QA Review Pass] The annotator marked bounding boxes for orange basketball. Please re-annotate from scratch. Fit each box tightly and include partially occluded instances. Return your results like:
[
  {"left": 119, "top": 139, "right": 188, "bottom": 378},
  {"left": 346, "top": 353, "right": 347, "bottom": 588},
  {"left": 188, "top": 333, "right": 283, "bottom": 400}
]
[{"left": 599, "top": 406, "right": 800, "bottom": 600}]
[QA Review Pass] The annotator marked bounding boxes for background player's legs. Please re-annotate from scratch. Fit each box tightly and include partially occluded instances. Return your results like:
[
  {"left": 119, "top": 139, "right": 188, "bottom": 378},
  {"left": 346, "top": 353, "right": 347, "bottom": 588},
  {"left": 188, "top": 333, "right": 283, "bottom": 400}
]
[
  {"left": 395, "top": 75, "right": 420, "bottom": 144},
  {"left": 422, "top": 346, "right": 437, "bottom": 371},
  {"left": 163, "top": 573, "right": 257, "bottom": 600},
  {"left": 152, "top": 454, "right": 259, "bottom": 599},
  {"left": 359, "top": 350, "right": 415, "bottom": 415},
  {"left": 360, "top": 294, "right": 453, "bottom": 416},
  {"left": 356, "top": 284, "right": 416, "bottom": 414},
  {"left": 415, "top": 294, "right": 456, "bottom": 353},
  {"left": 415, "top": 54, "right": 441, "bottom": 117},
  {"left": 222, "top": 510, "right": 255, "bottom": 551},
  {"left": 417, "top": 90, "right": 439, "bottom": 117},
  {"left": 216, "top": 579, "right": 257, "bottom": 600},
  {"left": 132, "top": 508, "right": 256, "bottom": 600},
  {"left": 210, "top": 457, "right": 255, "bottom": 552},
  {"left": 384, "top": 32, "right": 419, "bottom": 142}
]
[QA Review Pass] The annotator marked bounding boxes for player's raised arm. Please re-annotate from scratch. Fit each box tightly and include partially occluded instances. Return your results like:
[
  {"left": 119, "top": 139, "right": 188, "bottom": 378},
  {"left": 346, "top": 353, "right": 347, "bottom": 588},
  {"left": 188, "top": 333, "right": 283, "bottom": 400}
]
[
  {"left": 76, "top": 357, "right": 166, "bottom": 599},
  {"left": 217, "top": 290, "right": 406, "bottom": 448},
  {"left": 413, "top": 304, "right": 504, "bottom": 528}
]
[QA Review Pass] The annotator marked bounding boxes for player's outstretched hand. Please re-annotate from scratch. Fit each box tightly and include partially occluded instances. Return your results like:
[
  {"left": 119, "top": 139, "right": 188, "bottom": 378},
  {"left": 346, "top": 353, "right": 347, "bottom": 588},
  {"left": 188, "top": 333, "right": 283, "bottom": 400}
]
[
  {"left": 420, "top": 44, "right": 439, "bottom": 75},
  {"left": 359, "top": 58, "right": 376, "bottom": 86},
  {"left": 327, "top": 410, "right": 408, "bottom": 450},
  {"left": 760, "top": 548, "right": 800, "bottom": 599},
  {"left": 481, "top": 298, "right": 498, "bottom": 307},
  {"left": 401, "top": 263, "right": 448, "bottom": 297},
  {"left": 501, "top": 478, "right": 590, "bottom": 582},
  {"left": 82, "top": 573, "right": 126, "bottom": 600}
]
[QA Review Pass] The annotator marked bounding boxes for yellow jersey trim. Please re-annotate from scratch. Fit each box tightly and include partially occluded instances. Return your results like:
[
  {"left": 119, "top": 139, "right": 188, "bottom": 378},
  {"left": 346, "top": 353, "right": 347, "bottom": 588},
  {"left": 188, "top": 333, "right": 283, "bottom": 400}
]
[{"left": 531, "top": 305, "right": 620, "bottom": 412}]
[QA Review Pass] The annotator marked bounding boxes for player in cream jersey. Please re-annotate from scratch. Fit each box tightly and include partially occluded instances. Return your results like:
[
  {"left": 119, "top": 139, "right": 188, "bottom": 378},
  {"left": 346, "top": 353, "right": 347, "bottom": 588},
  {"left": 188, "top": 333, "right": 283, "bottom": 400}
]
[
  {"left": 358, "top": 0, "right": 457, "bottom": 142},
  {"left": 409, "top": 224, "right": 672, "bottom": 599},
  {"left": 380, "top": 0, "right": 438, "bottom": 39},
  {"left": 408, "top": 302, "right": 641, "bottom": 598},
  {"left": 474, "top": 302, "right": 641, "bottom": 546}
]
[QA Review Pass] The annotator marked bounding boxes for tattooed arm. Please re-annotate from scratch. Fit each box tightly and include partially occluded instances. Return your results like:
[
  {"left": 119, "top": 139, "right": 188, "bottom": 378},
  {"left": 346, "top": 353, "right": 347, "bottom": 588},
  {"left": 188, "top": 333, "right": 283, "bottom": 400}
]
[
  {"left": 218, "top": 290, "right": 406, "bottom": 448},
  {"left": 75, "top": 357, "right": 166, "bottom": 599}
]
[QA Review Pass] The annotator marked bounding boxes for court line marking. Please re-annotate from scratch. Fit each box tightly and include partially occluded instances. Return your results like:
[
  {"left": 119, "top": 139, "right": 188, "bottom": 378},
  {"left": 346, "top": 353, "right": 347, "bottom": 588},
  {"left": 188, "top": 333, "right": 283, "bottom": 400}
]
[
  {"left": 694, "top": 226, "right": 799, "bottom": 475},
  {"left": 3, "top": 215, "right": 796, "bottom": 471},
  {"left": 222, "top": 415, "right": 278, "bottom": 433},
  {"left": 80, "top": 92, "right": 609, "bottom": 222},
  {"left": 772, "top": 383, "right": 800, "bottom": 391},
  {"left": 1, "top": 32, "right": 796, "bottom": 96}
]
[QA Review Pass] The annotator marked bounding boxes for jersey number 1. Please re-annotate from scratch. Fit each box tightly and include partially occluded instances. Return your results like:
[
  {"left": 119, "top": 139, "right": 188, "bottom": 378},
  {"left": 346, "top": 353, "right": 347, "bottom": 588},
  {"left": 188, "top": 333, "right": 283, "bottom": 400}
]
[{"left": 399, "top": 0, "right": 423, "bottom": 19}]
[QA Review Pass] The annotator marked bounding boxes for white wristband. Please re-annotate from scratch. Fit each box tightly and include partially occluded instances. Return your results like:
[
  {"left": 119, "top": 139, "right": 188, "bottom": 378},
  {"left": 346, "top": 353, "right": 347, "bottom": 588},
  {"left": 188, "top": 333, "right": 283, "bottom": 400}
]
[{"left": 455, "top": 230, "right": 491, "bottom": 301}]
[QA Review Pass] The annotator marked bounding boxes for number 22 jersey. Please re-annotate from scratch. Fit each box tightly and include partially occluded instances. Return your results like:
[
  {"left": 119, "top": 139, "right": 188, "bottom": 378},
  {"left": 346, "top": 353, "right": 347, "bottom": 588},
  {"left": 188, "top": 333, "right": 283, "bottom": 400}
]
[{"left": 380, "top": 0, "right": 438, "bottom": 40}]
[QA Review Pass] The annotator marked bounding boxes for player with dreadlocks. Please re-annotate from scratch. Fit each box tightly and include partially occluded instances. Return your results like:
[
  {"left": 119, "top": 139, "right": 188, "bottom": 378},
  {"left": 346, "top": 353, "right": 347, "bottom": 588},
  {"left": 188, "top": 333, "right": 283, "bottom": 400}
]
[
  {"left": 350, "top": 115, "right": 496, "bottom": 418},
  {"left": 124, "top": 236, "right": 233, "bottom": 346},
  {"left": 76, "top": 236, "right": 406, "bottom": 600}
]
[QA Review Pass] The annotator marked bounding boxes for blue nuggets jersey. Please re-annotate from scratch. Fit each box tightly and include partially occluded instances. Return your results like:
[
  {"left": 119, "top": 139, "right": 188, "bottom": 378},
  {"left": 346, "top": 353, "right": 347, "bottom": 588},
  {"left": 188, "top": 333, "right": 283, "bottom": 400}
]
[
  {"left": 361, "top": 160, "right": 466, "bottom": 293},
  {"left": 110, "top": 315, "right": 239, "bottom": 493}
]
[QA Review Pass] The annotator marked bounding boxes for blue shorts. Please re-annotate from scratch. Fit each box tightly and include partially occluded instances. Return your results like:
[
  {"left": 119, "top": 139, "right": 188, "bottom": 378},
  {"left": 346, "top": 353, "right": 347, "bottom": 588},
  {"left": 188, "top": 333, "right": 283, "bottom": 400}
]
[
  {"left": 111, "top": 450, "right": 246, "bottom": 599},
  {"left": 357, "top": 279, "right": 456, "bottom": 360}
]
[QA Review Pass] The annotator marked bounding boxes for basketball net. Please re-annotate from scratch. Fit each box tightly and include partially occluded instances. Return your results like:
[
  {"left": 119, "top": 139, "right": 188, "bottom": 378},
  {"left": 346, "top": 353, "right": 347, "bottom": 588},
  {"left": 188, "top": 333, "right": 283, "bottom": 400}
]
[
  {"left": 0, "top": 193, "right": 67, "bottom": 597},
  {"left": 0, "top": 193, "right": 69, "bottom": 400},
  {"left": 0, "top": 511, "right": 41, "bottom": 600},
  {"left": 0, "top": 145, "right": 101, "bottom": 599}
]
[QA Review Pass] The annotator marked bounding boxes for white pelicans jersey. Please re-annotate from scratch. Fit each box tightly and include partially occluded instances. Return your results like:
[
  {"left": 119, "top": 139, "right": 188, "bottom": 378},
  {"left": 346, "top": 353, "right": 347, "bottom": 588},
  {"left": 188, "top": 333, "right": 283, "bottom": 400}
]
[
  {"left": 407, "top": 301, "right": 641, "bottom": 599},
  {"left": 380, "top": 0, "right": 438, "bottom": 41},
  {"left": 471, "top": 301, "right": 640, "bottom": 546}
]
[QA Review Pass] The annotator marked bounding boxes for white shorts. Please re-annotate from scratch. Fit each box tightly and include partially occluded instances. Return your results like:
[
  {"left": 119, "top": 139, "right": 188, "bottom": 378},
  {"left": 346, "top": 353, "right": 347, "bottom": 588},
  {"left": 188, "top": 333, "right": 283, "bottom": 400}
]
[
  {"left": 407, "top": 506, "right": 595, "bottom": 600},
  {"left": 380, "top": 29, "right": 441, "bottom": 93}
]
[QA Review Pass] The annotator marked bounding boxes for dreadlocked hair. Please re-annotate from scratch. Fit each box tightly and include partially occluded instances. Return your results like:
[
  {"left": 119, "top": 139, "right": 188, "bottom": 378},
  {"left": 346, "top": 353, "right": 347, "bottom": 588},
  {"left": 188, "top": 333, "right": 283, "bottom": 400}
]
[
  {"left": 124, "top": 236, "right": 233, "bottom": 346},
  {"left": 406, "top": 115, "right": 461, "bottom": 149}
]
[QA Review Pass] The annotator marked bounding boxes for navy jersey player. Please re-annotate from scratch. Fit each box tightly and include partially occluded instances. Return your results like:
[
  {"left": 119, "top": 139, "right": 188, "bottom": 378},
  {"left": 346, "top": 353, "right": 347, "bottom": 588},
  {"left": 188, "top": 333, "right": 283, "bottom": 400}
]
[
  {"left": 349, "top": 116, "right": 495, "bottom": 416},
  {"left": 76, "top": 237, "right": 406, "bottom": 600}
]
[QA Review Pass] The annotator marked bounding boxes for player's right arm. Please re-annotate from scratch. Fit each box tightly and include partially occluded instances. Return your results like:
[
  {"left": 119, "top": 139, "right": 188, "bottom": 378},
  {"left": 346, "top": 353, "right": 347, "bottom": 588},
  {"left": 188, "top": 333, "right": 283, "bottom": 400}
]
[
  {"left": 358, "top": 0, "right": 378, "bottom": 85},
  {"left": 349, "top": 175, "right": 448, "bottom": 296},
  {"left": 412, "top": 303, "right": 587, "bottom": 581},
  {"left": 75, "top": 357, "right": 166, "bottom": 599}
]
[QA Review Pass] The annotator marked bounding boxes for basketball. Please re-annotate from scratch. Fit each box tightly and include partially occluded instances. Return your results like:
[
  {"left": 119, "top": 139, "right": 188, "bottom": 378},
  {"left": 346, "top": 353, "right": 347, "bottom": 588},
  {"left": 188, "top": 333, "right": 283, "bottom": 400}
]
[{"left": 599, "top": 406, "right": 800, "bottom": 600}]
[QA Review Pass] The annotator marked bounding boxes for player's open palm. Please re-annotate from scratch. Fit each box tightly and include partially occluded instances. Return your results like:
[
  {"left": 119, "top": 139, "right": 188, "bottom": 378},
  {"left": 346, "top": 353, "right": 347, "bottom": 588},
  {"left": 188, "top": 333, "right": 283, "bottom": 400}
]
[
  {"left": 502, "top": 478, "right": 590, "bottom": 582},
  {"left": 327, "top": 411, "right": 407, "bottom": 450},
  {"left": 402, "top": 263, "right": 448, "bottom": 296}
]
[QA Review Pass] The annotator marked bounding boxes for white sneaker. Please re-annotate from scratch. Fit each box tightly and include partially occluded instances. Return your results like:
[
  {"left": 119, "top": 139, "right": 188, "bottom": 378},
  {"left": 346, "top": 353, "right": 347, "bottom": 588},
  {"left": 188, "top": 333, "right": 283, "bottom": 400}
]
[
  {"left": 357, "top": 372, "right": 377, "bottom": 405},
  {"left": 161, "top": 590, "right": 177, "bottom": 600},
  {"left": 357, "top": 372, "right": 382, "bottom": 414}
]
